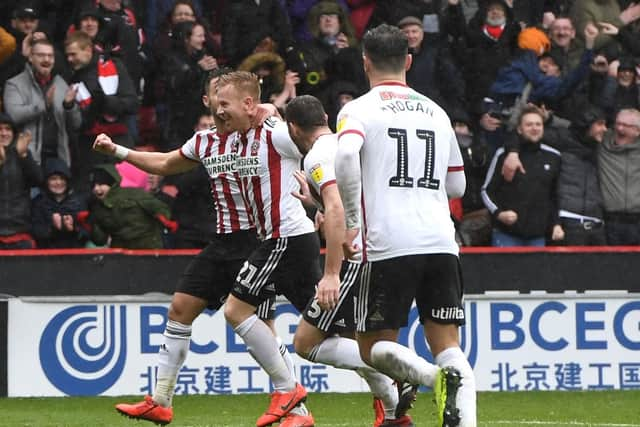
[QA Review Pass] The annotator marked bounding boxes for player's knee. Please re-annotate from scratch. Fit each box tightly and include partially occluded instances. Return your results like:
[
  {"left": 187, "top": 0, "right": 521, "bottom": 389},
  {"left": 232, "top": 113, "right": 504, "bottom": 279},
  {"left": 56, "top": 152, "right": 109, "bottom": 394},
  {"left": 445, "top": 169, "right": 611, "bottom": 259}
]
[{"left": 292, "top": 332, "right": 313, "bottom": 360}]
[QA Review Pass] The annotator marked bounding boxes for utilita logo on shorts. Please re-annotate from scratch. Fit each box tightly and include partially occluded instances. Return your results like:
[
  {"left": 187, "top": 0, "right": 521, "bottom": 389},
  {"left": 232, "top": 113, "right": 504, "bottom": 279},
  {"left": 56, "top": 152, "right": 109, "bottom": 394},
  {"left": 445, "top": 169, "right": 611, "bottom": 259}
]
[
  {"left": 431, "top": 306, "right": 465, "bottom": 321},
  {"left": 39, "top": 305, "right": 127, "bottom": 395},
  {"left": 398, "top": 302, "right": 478, "bottom": 368}
]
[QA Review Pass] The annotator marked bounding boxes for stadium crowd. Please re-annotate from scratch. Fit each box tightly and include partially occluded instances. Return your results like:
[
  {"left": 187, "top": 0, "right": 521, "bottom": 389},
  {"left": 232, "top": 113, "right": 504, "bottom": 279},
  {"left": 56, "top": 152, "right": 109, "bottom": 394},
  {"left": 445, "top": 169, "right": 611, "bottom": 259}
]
[{"left": 0, "top": 0, "right": 639, "bottom": 250}]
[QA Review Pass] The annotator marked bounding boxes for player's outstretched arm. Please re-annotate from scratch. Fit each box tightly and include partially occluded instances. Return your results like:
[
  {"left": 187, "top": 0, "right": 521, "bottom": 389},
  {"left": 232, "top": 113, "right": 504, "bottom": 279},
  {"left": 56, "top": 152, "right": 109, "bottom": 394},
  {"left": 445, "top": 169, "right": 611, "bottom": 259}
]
[{"left": 93, "top": 133, "right": 198, "bottom": 176}]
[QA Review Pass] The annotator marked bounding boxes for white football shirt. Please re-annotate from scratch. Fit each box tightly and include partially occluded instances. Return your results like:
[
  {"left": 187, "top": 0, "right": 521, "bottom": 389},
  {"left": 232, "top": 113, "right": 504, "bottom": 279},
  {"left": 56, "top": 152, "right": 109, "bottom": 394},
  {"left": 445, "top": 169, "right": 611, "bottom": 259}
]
[
  {"left": 232, "top": 117, "right": 315, "bottom": 240},
  {"left": 336, "top": 82, "right": 464, "bottom": 261},
  {"left": 179, "top": 127, "right": 253, "bottom": 234}
]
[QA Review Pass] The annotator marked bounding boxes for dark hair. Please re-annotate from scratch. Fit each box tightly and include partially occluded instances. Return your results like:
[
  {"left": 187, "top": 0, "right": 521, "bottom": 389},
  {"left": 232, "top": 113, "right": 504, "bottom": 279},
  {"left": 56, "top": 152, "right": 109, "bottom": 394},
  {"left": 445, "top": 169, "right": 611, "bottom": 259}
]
[
  {"left": 285, "top": 95, "right": 327, "bottom": 129},
  {"left": 362, "top": 24, "right": 408, "bottom": 73},
  {"left": 203, "top": 66, "right": 233, "bottom": 94}
]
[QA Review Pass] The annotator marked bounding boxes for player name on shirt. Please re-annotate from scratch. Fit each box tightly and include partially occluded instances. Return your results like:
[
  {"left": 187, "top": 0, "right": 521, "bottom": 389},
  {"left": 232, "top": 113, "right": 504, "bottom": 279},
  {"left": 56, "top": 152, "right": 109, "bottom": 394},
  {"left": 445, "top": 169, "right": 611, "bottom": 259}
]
[{"left": 378, "top": 91, "right": 435, "bottom": 116}]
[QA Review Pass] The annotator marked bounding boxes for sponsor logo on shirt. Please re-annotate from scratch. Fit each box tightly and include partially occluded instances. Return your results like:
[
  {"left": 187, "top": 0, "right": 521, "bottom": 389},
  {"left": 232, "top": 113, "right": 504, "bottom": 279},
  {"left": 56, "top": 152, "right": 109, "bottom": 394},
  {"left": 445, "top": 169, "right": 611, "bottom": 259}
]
[{"left": 310, "top": 164, "right": 323, "bottom": 184}]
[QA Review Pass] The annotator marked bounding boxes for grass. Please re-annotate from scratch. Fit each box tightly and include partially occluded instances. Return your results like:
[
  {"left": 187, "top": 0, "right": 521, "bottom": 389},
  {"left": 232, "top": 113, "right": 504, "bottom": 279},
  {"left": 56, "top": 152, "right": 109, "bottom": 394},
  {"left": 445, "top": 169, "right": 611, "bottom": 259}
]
[{"left": 0, "top": 390, "right": 639, "bottom": 426}]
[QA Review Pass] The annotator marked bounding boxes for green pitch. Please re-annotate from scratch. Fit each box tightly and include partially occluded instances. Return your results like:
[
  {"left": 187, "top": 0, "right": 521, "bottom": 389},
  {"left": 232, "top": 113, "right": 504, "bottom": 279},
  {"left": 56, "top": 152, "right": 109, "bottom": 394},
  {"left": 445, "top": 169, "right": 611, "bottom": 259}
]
[{"left": 1, "top": 391, "right": 639, "bottom": 426}]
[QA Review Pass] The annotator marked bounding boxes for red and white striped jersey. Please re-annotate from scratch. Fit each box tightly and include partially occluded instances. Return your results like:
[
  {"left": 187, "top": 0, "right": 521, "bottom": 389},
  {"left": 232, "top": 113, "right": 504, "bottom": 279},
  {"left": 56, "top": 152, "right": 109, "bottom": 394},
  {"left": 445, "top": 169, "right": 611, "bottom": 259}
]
[
  {"left": 180, "top": 127, "right": 253, "bottom": 234},
  {"left": 233, "top": 117, "right": 315, "bottom": 240},
  {"left": 337, "top": 82, "right": 464, "bottom": 260}
]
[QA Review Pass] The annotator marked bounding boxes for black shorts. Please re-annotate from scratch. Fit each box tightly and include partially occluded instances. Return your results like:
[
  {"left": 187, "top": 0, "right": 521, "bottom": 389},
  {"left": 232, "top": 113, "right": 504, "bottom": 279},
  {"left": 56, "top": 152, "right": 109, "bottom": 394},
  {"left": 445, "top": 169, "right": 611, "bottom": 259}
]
[
  {"left": 356, "top": 253, "right": 465, "bottom": 332},
  {"left": 175, "top": 229, "right": 275, "bottom": 319},
  {"left": 231, "top": 232, "right": 321, "bottom": 313},
  {"left": 301, "top": 261, "right": 360, "bottom": 333}
]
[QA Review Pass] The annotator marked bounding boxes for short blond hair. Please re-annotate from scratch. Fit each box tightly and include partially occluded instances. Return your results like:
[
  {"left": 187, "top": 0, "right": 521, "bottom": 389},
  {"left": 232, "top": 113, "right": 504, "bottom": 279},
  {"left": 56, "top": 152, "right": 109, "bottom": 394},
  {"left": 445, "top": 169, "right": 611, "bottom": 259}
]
[
  {"left": 64, "top": 30, "right": 93, "bottom": 50},
  {"left": 217, "top": 71, "right": 261, "bottom": 101}
]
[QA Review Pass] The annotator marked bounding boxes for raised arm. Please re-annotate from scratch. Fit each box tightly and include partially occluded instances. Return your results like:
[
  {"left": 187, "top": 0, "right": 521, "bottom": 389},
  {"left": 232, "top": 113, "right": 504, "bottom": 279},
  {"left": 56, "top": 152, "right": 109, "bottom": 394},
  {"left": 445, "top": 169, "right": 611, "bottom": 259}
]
[{"left": 93, "top": 133, "right": 198, "bottom": 176}]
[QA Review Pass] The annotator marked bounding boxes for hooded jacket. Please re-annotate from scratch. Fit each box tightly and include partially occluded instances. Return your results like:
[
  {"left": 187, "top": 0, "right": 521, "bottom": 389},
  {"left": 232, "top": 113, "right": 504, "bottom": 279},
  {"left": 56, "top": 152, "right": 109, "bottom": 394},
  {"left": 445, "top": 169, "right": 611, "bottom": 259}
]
[
  {"left": 89, "top": 164, "right": 171, "bottom": 249},
  {"left": 31, "top": 158, "right": 88, "bottom": 248}
]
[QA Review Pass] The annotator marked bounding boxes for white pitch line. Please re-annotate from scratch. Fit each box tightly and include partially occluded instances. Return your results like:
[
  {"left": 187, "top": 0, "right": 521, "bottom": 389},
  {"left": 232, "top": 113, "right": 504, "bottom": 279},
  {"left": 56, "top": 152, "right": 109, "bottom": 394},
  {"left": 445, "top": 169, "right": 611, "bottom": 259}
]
[{"left": 488, "top": 421, "right": 640, "bottom": 427}]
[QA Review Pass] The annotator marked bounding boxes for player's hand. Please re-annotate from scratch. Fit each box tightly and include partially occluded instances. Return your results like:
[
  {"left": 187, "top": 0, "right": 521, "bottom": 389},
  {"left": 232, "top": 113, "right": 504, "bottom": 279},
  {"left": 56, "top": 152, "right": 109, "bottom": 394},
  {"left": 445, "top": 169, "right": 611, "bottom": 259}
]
[
  {"left": 291, "top": 170, "right": 314, "bottom": 206},
  {"left": 316, "top": 273, "right": 340, "bottom": 311},
  {"left": 342, "top": 228, "right": 361, "bottom": 260},
  {"left": 253, "top": 104, "right": 281, "bottom": 126},
  {"left": 92, "top": 133, "right": 117, "bottom": 155},
  {"left": 501, "top": 152, "right": 525, "bottom": 182},
  {"left": 16, "top": 131, "right": 32, "bottom": 158},
  {"left": 497, "top": 210, "right": 518, "bottom": 225}
]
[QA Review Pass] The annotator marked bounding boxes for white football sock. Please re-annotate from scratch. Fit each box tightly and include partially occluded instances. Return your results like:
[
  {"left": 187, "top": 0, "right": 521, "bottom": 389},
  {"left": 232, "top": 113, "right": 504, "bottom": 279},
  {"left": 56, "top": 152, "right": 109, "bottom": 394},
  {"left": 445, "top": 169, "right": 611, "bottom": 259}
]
[
  {"left": 234, "top": 315, "right": 296, "bottom": 391},
  {"left": 153, "top": 319, "right": 191, "bottom": 407},
  {"left": 435, "top": 347, "right": 477, "bottom": 427},
  {"left": 308, "top": 336, "right": 397, "bottom": 418},
  {"left": 276, "top": 336, "right": 297, "bottom": 382},
  {"left": 370, "top": 340, "right": 439, "bottom": 387}
]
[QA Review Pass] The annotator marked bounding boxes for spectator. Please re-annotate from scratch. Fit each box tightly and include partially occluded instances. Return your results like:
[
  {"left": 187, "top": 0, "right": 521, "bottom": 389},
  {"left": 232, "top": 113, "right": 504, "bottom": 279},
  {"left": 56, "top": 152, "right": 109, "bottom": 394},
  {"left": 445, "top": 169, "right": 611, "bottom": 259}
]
[
  {"left": 31, "top": 157, "right": 88, "bottom": 248},
  {"left": 600, "top": 57, "right": 639, "bottom": 120},
  {"left": 86, "top": 163, "right": 175, "bottom": 249},
  {"left": 598, "top": 108, "right": 640, "bottom": 245},
  {"left": 64, "top": 30, "right": 138, "bottom": 195},
  {"left": 323, "top": 79, "right": 360, "bottom": 131},
  {"left": 569, "top": 0, "right": 640, "bottom": 52},
  {"left": 0, "top": 114, "right": 42, "bottom": 249},
  {"left": 504, "top": 105, "right": 608, "bottom": 245},
  {"left": 548, "top": 16, "right": 584, "bottom": 73},
  {"left": 461, "top": 0, "right": 521, "bottom": 118},
  {"left": 481, "top": 106, "right": 562, "bottom": 246},
  {"left": 96, "top": 0, "right": 145, "bottom": 91},
  {"left": 297, "top": 1, "right": 360, "bottom": 96},
  {"left": 144, "top": 0, "right": 204, "bottom": 43},
  {"left": 488, "top": 25, "right": 597, "bottom": 127},
  {"left": 3, "top": 39, "right": 81, "bottom": 171},
  {"left": 222, "top": 0, "right": 293, "bottom": 67},
  {"left": 451, "top": 108, "right": 492, "bottom": 246},
  {"left": 0, "top": 3, "right": 42, "bottom": 87},
  {"left": 158, "top": 21, "right": 215, "bottom": 150},
  {"left": 287, "top": 0, "right": 350, "bottom": 43},
  {"left": 398, "top": 15, "right": 466, "bottom": 115}
]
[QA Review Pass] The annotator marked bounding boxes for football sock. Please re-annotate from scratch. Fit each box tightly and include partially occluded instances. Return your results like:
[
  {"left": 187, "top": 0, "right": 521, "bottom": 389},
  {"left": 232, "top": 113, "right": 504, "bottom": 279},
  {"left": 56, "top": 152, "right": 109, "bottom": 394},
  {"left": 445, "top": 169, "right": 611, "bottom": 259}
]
[
  {"left": 276, "top": 336, "right": 297, "bottom": 381},
  {"left": 435, "top": 347, "right": 477, "bottom": 427},
  {"left": 153, "top": 319, "right": 191, "bottom": 407},
  {"left": 234, "top": 314, "right": 296, "bottom": 392},
  {"left": 370, "top": 340, "right": 439, "bottom": 387},
  {"left": 308, "top": 336, "right": 397, "bottom": 418}
]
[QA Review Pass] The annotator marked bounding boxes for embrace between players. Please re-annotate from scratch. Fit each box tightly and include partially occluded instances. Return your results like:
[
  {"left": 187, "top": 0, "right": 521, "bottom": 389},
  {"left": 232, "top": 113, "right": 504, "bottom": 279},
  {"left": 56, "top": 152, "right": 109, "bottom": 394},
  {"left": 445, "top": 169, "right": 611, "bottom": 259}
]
[{"left": 94, "top": 24, "right": 476, "bottom": 427}]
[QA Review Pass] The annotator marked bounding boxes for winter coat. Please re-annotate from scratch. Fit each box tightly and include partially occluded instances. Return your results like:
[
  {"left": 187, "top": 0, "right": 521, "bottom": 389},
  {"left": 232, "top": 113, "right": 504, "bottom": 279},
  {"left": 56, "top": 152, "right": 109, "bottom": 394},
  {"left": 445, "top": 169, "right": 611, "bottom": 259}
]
[
  {"left": 31, "top": 158, "right": 88, "bottom": 248},
  {"left": 482, "top": 139, "right": 561, "bottom": 238},
  {"left": 0, "top": 141, "right": 43, "bottom": 236},
  {"left": 3, "top": 65, "right": 82, "bottom": 167},
  {"left": 69, "top": 54, "right": 138, "bottom": 137},
  {"left": 489, "top": 49, "right": 593, "bottom": 107},
  {"left": 570, "top": 0, "right": 622, "bottom": 51},
  {"left": 597, "top": 131, "right": 640, "bottom": 214},
  {"left": 89, "top": 164, "right": 171, "bottom": 249}
]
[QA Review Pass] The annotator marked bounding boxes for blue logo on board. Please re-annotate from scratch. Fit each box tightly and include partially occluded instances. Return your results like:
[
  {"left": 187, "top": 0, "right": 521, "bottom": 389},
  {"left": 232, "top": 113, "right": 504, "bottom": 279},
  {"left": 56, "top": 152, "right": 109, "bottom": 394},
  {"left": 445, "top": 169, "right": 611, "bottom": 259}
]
[{"left": 39, "top": 305, "right": 127, "bottom": 395}]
